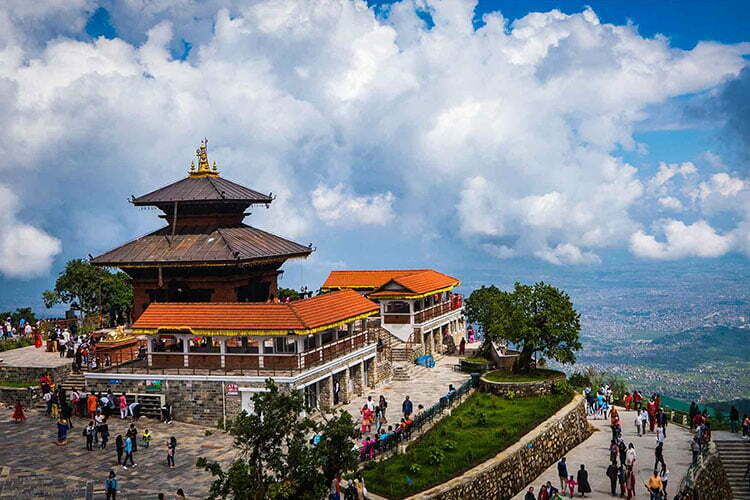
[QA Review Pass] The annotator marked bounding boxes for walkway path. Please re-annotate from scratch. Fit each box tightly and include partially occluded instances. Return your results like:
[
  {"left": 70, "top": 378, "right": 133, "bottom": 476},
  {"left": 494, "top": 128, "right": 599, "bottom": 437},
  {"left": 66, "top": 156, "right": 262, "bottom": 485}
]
[
  {"left": 339, "top": 355, "right": 469, "bottom": 424},
  {"left": 512, "top": 407, "right": 693, "bottom": 499}
]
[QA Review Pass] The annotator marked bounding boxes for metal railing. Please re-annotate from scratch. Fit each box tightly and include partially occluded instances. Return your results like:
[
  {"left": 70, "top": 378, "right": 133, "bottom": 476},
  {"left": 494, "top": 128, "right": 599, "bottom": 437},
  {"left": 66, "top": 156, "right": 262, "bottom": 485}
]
[{"left": 357, "top": 377, "right": 475, "bottom": 462}]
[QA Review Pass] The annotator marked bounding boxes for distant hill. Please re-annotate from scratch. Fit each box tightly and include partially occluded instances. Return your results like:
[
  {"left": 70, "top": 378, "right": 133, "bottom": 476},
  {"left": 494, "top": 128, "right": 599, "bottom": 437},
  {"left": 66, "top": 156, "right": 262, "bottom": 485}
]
[
  {"left": 648, "top": 326, "right": 750, "bottom": 368},
  {"left": 706, "top": 398, "right": 750, "bottom": 417}
]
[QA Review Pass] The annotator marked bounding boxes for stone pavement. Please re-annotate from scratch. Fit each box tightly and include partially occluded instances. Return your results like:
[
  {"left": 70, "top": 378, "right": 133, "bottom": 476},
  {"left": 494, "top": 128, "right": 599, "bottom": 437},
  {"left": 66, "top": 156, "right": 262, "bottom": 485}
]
[
  {"left": 339, "top": 355, "right": 470, "bottom": 424},
  {"left": 512, "top": 407, "right": 693, "bottom": 499},
  {"left": 0, "top": 345, "right": 72, "bottom": 368},
  {"left": 0, "top": 408, "right": 235, "bottom": 499}
]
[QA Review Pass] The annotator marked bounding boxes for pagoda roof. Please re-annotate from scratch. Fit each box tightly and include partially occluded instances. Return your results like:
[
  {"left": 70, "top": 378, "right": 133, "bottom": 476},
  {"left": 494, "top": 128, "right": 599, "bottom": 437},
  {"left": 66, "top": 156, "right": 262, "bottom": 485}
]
[
  {"left": 321, "top": 269, "right": 459, "bottom": 299},
  {"left": 131, "top": 289, "right": 379, "bottom": 336},
  {"left": 91, "top": 223, "right": 311, "bottom": 267},
  {"left": 132, "top": 175, "right": 273, "bottom": 206}
]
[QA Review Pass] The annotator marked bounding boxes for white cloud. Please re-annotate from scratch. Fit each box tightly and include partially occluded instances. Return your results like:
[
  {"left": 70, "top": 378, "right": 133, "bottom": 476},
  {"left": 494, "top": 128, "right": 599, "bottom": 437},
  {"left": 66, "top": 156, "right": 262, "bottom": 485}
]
[
  {"left": 0, "top": 185, "right": 62, "bottom": 278},
  {"left": 0, "top": 0, "right": 748, "bottom": 274},
  {"left": 311, "top": 184, "right": 395, "bottom": 226},
  {"left": 658, "top": 196, "right": 684, "bottom": 211},
  {"left": 629, "top": 219, "right": 734, "bottom": 259},
  {"left": 692, "top": 172, "right": 745, "bottom": 201}
]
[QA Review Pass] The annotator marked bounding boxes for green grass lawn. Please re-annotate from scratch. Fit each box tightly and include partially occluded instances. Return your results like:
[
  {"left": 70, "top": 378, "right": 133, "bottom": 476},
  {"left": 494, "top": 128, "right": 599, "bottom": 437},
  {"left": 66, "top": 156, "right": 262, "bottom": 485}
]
[
  {"left": 362, "top": 391, "right": 572, "bottom": 499},
  {"left": 0, "top": 380, "right": 35, "bottom": 388},
  {"left": 0, "top": 337, "right": 35, "bottom": 352},
  {"left": 462, "top": 356, "right": 490, "bottom": 364},
  {"left": 483, "top": 368, "right": 564, "bottom": 383}
]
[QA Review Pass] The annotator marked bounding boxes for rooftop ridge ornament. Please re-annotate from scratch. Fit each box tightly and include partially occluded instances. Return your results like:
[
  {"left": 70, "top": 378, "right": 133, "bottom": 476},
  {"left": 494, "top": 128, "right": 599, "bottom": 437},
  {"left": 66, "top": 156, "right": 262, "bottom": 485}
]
[{"left": 189, "top": 138, "right": 220, "bottom": 178}]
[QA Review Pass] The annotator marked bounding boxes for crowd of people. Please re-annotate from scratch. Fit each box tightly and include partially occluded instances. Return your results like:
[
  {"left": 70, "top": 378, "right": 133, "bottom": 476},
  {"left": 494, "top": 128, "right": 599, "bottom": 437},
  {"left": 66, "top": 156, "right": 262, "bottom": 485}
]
[{"left": 1, "top": 316, "right": 35, "bottom": 338}]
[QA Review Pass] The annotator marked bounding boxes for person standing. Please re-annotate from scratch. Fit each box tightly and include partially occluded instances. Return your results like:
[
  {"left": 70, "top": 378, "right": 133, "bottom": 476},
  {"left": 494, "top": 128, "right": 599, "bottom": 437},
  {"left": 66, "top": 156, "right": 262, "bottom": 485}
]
[
  {"left": 459, "top": 337, "right": 466, "bottom": 356},
  {"left": 167, "top": 436, "right": 176, "bottom": 468},
  {"left": 625, "top": 466, "right": 636, "bottom": 500},
  {"left": 617, "top": 465, "right": 627, "bottom": 497},
  {"left": 378, "top": 395, "right": 388, "bottom": 419},
  {"left": 606, "top": 463, "right": 618, "bottom": 495},
  {"left": 618, "top": 439, "right": 627, "bottom": 467},
  {"left": 142, "top": 428, "right": 151, "bottom": 449},
  {"left": 730, "top": 406, "right": 740, "bottom": 434},
  {"left": 646, "top": 399, "right": 657, "bottom": 432},
  {"left": 85, "top": 421, "right": 95, "bottom": 451},
  {"left": 577, "top": 464, "right": 591, "bottom": 497},
  {"left": 115, "top": 435, "right": 124, "bottom": 465},
  {"left": 122, "top": 435, "right": 136, "bottom": 469},
  {"left": 126, "top": 423, "right": 138, "bottom": 452},
  {"left": 12, "top": 401, "right": 26, "bottom": 423},
  {"left": 690, "top": 437, "right": 701, "bottom": 465},
  {"left": 118, "top": 393, "right": 128, "bottom": 419},
  {"left": 524, "top": 487, "right": 535, "bottom": 500},
  {"left": 402, "top": 396, "right": 413, "bottom": 419},
  {"left": 654, "top": 441, "right": 666, "bottom": 471},
  {"left": 557, "top": 457, "right": 568, "bottom": 493},
  {"left": 634, "top": 411, "right": 642, "bottom": 436},
  {"left": 646, "top": 470, "right": 663, "bottom": 500},
  {"left": 105, "top": 470, "right": 118, "bottom": 500},
  {"left": 100, "top": 417, "right": 110, "bottom": 449},
  {"left": 639, "top": 409, "right": 648, "bottom": 436},
  {"left": 365, "top": 396, "right": 375, "bottom": 413},
  {"left": 626, "top": 443, "right": 637, "bottom": 468},
  {"left": 660, "top": 467, "right": 669, "bottom": 497}
]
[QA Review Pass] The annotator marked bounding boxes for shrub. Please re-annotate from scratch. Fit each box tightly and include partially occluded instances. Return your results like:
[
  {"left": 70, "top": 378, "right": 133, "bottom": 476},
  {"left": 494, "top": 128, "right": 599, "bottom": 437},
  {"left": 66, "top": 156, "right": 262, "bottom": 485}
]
[
  {"left": 408, "top": 464, "right": 422, "bottom": 475},
  {"left": 442, "top": 440, "right": 457, "bottom": 451},
  {"left": 477, "top": 412, "right": 488, "bottom": 426},
  {"left": 568, "top": 371, "right": 590, "bottom": 388},
  {"left": 427, "top": 447, "right": 445, "bottom": 465},
  {"left": 552, "top": 379, "right": 573, "bottom": 395}
]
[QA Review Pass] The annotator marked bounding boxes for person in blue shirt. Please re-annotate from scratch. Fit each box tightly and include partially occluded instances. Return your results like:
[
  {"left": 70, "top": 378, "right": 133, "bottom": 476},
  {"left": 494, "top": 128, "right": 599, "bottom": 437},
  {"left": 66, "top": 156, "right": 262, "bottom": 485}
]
[
  {"left": 402, "top": 396, "right": 413, "bottom": 418},
  {"left": 105, "top": 470, "right": 118, "bottom": 500},
  {"left": 122, "top": 436, "right": 136, "bottom": 469},
  {"left": 557, "top": 457, "right": 568, "bottom": 492}
]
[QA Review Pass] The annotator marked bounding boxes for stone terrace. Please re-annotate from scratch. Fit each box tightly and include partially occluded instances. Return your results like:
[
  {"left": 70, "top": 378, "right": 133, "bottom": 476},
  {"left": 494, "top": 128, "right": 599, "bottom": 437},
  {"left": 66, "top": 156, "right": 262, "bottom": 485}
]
[{"left": 0, "top": 408, "right": 235, "bottom": 499}]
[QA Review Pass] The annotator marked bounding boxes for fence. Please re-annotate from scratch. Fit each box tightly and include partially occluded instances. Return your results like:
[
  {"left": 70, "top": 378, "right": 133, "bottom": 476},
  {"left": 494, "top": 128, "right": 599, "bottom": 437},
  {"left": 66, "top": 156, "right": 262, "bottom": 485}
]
[{"left": 358, "top": 377, "right": 476, "bottom": 463}]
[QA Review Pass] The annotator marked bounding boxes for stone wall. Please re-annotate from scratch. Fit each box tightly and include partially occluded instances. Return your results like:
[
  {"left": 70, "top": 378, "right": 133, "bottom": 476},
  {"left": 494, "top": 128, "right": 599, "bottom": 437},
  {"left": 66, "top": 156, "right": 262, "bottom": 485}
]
[
  {"left": 409, "top": 395, "right": 591, "bottom": 499},
  {"left": 0, "top": 386, "right": 41, "bottom": 406},
  {"left": 0, "top": 363, "right": 71, "bottom": 385},
  {"left": 683, "top": 442, "right": 733, "bottom": 500},
  {"left": 479, "top": 372, "right": 565, "bottom": 398},
  {"left": 85, "top": 377, "right": 254, "bottom": 425}
]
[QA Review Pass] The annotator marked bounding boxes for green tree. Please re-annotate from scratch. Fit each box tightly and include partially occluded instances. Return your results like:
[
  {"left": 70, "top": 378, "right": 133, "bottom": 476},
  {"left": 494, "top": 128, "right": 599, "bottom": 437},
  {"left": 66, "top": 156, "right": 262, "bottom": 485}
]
[
  {"left": 277, "top": 287, "right": 302, "bottom": 301},
  {"left": 0, "top": 307, "right": 38, "bottom": 325},
  {"left": 43, "top": 259, "right": 133, "bottom": 320},
  {"left": 317, "top": 410, "right": 360, "bottom": 485},
  {"left": 198, "top": 380, "right": 328, "bottom": 500},
  {"left": 466, "top": 282, "right": 582, "bottom": 371}
]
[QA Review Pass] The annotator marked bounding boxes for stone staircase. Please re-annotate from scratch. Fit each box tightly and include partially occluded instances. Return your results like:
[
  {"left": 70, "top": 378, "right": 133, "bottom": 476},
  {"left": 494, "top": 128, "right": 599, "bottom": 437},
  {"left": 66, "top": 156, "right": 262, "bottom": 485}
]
[
  {"left": 715, "top": 440, "right": 750, "bottom": 500},
  {"left": 0, "top": 466, "right": 91, "bottom": 499},
  {"left": 60, "top": 373, "right": 86, "bottom": 393}
]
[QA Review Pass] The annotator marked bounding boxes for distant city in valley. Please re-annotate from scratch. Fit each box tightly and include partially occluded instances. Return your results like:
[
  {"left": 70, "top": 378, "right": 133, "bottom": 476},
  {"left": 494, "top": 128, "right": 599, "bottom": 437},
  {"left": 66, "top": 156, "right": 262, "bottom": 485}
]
[{"left": 461, "top": 257, "right": 750, "bottom": 404}]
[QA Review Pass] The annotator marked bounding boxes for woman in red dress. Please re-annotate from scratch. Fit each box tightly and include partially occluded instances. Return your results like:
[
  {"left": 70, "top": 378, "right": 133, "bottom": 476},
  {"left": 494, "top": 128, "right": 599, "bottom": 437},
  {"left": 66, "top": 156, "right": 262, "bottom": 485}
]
[
  {"left": 34, "top": 332, "right": 43, "bottom": 349},
  {"left": 12, "top": 401, "right": 26, "bottom": 423}
]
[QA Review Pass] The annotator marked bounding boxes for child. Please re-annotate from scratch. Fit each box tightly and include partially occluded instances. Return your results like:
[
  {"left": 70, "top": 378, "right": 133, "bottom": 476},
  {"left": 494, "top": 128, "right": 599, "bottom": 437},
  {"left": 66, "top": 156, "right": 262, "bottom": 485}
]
[
  {"left": 566, "top": 475, "right": 577, "bottom": 498},
  {"left": 12, "top": 401, "right": 26, "bottom": 423},
  {"left": 85, "top": 421, "right": 95, "bottom": 451},
  {"left": 143, "top": 428, "right": 151, "bottom": 449}
]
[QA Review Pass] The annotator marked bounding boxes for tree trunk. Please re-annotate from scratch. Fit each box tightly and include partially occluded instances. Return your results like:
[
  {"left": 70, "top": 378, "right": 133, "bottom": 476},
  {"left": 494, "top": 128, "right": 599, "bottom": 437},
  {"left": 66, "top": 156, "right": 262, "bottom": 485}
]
[{"left": 518, "top": 345, "right": 535, "bottom": 373}]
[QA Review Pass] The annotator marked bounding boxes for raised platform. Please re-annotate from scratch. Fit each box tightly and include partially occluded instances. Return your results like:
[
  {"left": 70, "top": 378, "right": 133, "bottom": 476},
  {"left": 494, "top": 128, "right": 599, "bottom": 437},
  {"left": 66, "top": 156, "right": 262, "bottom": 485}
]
[{"left": 0, "top": 346, "right": 72, "bottom": 369}]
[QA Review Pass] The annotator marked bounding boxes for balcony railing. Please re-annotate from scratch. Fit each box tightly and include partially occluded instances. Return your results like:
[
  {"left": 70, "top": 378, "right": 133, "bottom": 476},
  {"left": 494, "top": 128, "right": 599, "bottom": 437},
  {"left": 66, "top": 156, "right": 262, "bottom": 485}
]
[{"left": 90, "top": 329, "right": 376, "bottom": 376}]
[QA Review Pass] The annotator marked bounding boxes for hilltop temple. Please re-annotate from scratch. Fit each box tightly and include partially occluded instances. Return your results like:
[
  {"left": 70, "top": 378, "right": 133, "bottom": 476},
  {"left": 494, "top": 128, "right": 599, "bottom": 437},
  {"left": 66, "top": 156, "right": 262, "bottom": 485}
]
[
  {"left": 84, "top": 141, "right": 464, "bottom": 422},
  {"left": 91, "top": 140, "right": 312, "bottom": 319}
]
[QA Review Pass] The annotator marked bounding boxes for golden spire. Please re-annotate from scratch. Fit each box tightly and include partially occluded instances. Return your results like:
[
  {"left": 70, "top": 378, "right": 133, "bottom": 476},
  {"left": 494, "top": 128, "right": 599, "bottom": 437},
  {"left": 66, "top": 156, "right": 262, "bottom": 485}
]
[{"left": 189, "top": 138, "right": 220, "bottom": 177}]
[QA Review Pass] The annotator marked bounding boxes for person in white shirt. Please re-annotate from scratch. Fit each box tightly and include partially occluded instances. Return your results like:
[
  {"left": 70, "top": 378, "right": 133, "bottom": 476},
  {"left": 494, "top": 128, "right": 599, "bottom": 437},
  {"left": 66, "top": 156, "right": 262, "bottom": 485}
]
[
  {"left": 365, "top": 396, "right": 376, "bottom": 412},
  {"left": 656, "top": 425, "right": 665, "bottom": 444}
]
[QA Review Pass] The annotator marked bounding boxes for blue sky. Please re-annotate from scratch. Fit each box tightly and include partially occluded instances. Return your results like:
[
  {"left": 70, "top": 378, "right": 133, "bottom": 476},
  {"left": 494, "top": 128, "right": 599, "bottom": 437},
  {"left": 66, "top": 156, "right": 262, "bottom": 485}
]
[{"left": 1, "top": 0, "right": 749, "bottom": 315}]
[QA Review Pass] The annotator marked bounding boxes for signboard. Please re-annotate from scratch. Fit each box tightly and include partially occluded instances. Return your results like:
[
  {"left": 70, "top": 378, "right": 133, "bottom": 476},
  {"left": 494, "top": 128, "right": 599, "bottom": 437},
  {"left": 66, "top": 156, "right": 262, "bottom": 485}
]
[
  {"left": 108, "top": 379, "right": 120, "bottom": 384},
  {"left": 226, "top": 383, "right": 239, "bottom": 396},
  {"left": 146, "top": 380, "right": 162, "bottom": 392}
]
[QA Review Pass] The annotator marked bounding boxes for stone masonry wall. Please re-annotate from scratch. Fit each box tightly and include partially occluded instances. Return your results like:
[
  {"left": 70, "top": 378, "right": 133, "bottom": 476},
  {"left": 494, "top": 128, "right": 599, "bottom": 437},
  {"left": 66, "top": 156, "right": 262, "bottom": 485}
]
[
  {"left": 687, "top": 442, "right": 733, "bottom": 500},
  {"left": 0, "top": 386, "right": 41, "bottom": 406},
  {"left": 479, "top": 374, "right": 566, "bottom": 398},
  {"left": 410, "top": 395, "right": 591, "bottom": 499},
  {"left": 86, "top": 377, "right": 257, "bottom": 425},
  {"left": 0, "top": 364, "right": 71, "bottom": 385}
]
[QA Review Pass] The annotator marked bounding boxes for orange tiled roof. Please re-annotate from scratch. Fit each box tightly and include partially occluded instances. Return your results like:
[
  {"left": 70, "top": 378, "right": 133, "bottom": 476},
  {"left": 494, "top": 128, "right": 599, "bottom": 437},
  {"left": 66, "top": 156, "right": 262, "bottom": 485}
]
[
  {"left": 322, "top": 269, "right": 459, "bottom": 298},
  {"left": 132, "top": 289, "right": 378, "bottom": 336}
]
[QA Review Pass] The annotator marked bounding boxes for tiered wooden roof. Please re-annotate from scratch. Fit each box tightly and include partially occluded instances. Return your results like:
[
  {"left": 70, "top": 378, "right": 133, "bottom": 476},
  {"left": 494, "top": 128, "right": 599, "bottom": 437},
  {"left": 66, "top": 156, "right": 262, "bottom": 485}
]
[
  {"left": 131, "top": 289, "right": 379, "bottom": 336},
  {"left": 91, "top": 224, "right": 311, "bottom": 268},
  {"left": 321, "top": 269, "right": 460, "bottom": 299},
  {"left": 92, "top": 140, "right": 312, "bottom": 267}
]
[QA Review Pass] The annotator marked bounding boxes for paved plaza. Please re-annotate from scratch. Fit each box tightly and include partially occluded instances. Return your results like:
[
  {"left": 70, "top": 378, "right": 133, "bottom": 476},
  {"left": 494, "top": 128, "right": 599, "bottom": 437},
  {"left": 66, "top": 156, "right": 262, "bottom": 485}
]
[
  {"left": 0, "top": 408, "right": 235, "bottom": 499},
  {"left": 512, "top": 408, "right": 694, "bottom": 499},
  {"left": 339, "top": 355, "right": 471, "bottom": 423},
  {"left": 0, "top": 345, "right": 72, "bottom": 368}
]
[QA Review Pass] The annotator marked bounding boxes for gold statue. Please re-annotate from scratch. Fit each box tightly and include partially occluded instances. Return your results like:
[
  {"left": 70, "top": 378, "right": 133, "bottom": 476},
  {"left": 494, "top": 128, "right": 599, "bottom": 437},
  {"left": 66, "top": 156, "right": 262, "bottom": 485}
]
[
  {"left": 189, "top": 138, "right": 219, "bottom": 177},
  {"left": 101, "top": 326, "right": 135, "bottom": 343}
]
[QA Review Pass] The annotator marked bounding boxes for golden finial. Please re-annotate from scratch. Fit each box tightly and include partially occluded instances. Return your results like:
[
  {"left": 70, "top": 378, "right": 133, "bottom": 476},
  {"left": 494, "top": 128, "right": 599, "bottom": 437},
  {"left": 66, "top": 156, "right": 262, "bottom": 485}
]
[{"left": 189, "top": 138, "right": 219, "bottom": 177}]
